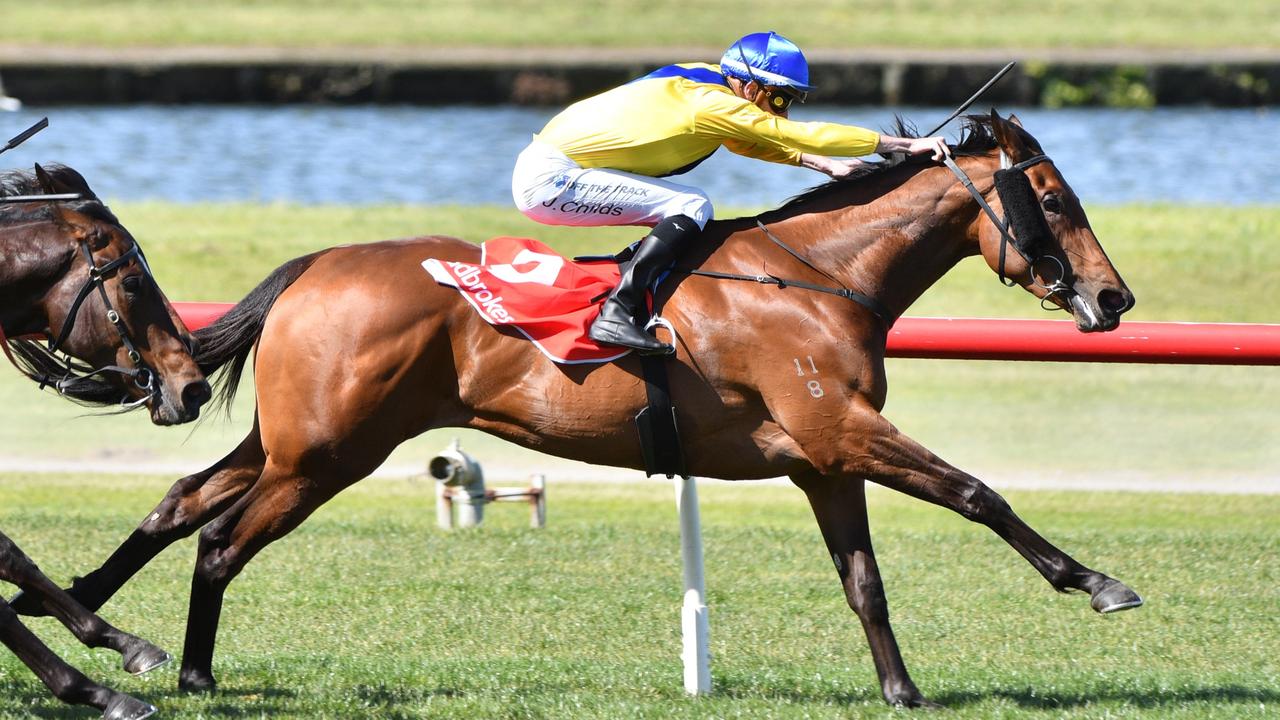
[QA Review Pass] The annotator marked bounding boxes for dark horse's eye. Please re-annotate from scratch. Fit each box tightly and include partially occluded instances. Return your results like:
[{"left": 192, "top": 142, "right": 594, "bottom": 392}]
[
  {"left": 1042, "top": 195, "right": 1063, "bottom": 215},
  {"left": 122, "top": 274, "right": 144, "bottom": 296}
]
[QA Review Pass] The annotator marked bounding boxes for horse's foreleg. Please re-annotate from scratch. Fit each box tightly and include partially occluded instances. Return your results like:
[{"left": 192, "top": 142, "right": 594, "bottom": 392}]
[
  {"left": 0, "top": 546, "right": 158, "bottom": 719},
  {"left": 12, "top": 430, "right": 267, "bottom": 619},
  {"left": 178, "top": 463, "right": 342, "bottom": 692},
  {"left": 791, "top": 472, "right": 936, "bottom": 708},
  {"left": 829, "top": 408, "right": 1141, "bottom": 613},
  {"left": 0, "top": 531, "right": 169, "bottom": 676}
]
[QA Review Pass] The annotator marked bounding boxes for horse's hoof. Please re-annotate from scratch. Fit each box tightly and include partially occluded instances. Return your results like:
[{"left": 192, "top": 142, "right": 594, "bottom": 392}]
[
  {"left": 7, "top": 589, "right": 51, "bottom": 617},
  {"left": 178, "top": 669, "right": 217, "bottom": 693},
  {"left": 885, "top": 685, "right": 943, "bottom": 709},
  {"left": 122, "top": 641, "right": 172, "bottom": 675},
  {"left": 889, "top": 695, "right": 944, "bottom": 710},
  {"left": 1091, "top": 578, "right": 1144, "bottom": 614},
  {"left": 102, "top": 694, "right": 157, "bottom": 720}
]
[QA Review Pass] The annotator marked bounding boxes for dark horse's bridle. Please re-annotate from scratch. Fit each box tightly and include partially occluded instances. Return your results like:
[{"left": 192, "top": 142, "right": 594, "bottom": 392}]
[
  {"left": 0, "top": 194, "right": 160, "bottom": 406},
  {"left": 0, "top": 117, "right": 160, "bottom": 405}
]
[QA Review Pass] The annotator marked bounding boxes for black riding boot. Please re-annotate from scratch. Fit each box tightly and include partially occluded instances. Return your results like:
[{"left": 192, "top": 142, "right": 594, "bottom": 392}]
[{"left": 588, "top": 215, "right": 698, "bottom": 355}]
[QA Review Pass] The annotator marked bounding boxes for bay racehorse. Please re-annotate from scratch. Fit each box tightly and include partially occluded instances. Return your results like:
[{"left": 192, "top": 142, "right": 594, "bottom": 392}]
[
  {"left": 33, "top": 112, "right": 1141, "bottom": 707},
  {"left": 1, "top": 164, "right": 210, "bottom": 719}
]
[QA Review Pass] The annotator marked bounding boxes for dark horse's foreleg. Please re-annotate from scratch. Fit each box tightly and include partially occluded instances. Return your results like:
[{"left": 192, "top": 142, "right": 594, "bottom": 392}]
[
  {"left": 0, "top": 530, "right": 169, "bottom": 676},
  {"left": 0, "top": 537, "right": 159, "bottom": 719},
  {"left": 791, "top": 471, "right": 938, "bottom": 709},
  {"left": 178, "top": 461, "right": 345, "bottom": 692},
  {"left": 13, "top": 431, "right": 267, "bottom": 619},
  {"left": 826, "top": 408, "right": 1142, "bottom": 613}
]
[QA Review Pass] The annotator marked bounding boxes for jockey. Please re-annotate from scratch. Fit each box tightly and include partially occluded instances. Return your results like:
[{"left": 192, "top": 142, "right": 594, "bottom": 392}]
[{"left": 511, "top": 31, "right": 951, "bottom": 355}]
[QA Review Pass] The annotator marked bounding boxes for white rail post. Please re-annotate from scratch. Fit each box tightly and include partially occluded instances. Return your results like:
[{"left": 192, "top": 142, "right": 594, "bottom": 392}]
[{"left": 674, "top": 475, "right": 711, "bottom": 695}]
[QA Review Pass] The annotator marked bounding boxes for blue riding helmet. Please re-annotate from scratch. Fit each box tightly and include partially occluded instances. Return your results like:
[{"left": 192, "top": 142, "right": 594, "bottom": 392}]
[{"left": 719, "top": 31, "right": 814, "bottom": 98}]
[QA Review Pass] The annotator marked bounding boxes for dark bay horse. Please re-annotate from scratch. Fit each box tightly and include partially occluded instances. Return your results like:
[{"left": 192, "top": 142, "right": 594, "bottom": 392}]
[
  {"left": 1, "top": 164, "right": 210, "bottom": 719},
  {"left": 37, "top": 112, "right": 1141, "bottom": 707}
]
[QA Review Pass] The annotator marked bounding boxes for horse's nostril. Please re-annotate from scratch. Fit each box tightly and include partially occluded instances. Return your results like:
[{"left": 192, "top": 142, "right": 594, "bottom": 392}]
[
  {"left": 183, "top": 379, "right": 213, "bottom": 408},
  {"left": 1098, "top": 289, "right": 1131, "bottom": 315}
]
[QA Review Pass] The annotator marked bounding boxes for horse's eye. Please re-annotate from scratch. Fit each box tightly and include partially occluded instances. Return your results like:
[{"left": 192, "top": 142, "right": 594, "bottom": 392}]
[
  {"left": 122, "top": 275, "right": 143, "bottom": 296},
  {"left": 1042, "top": 195, "right": 1063, "bottom": 215}
]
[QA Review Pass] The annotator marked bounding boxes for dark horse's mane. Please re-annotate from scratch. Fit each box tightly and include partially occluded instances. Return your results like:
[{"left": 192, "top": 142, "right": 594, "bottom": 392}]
[
  {"left": 763, "top": 114, "right": 1041, "bottom": 218},
  {"left": 0, "top": 163, "right": 115, "bottom": 223},
  {"left": 1, "top": 164, "right": 132, "bottom": 408}
]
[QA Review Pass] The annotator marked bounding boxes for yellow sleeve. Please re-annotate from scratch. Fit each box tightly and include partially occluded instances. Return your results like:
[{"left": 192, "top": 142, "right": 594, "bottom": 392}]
[
  {"left": 692, "top": 87, "right": 881, "bottom": 162},
  {"left": 722, "top": 137, "right": 802, "bottom": 164}
]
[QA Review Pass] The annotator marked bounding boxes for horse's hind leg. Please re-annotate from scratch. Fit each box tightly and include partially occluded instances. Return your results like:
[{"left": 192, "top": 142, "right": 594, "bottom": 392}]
[
  {"left": 0, "top": 552, "right": 157, "bottom": 719},
  {"left": 12, "top": 427, "right": 267, "bottom": 618},
  {"left": 792, "top": 472, "right": 937, "bottom": 709},
  {"left": 178, "top": 460, "right": 349, "bottom": 692}
]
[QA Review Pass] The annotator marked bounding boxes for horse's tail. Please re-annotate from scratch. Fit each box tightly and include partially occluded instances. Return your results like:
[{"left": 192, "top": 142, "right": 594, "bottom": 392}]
[{"left": 195, "top": 251, "right": 326, "bottom": 415}]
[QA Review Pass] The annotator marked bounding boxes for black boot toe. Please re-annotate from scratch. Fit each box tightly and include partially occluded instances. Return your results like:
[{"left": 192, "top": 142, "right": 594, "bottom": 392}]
[{"left": 588, "top": 318, "right": 673, "bottom": 354}]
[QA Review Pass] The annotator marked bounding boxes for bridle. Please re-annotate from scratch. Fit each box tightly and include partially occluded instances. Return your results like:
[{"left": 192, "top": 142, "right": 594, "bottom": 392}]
[
  {"left": 0, "top": 195, "right": 160, "bottom": 407},
  {"left": 942, "top": 150, "right": 1074, "bottom": 311},
  {"left": 676, "top": 148, "right": 1073, "bottom": 332},
  {"left": 0, "top": 119, "right": 161, "bottom": 407}
]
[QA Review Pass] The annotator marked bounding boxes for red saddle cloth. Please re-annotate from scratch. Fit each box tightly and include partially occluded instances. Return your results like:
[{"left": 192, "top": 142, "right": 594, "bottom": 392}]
[{"left": 422, "top": 236, "right": 631, "bottom": 364}]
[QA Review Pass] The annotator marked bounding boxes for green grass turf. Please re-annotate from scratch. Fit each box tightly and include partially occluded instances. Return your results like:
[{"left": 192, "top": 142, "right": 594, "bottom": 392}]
[
  {"left": 1, "top": 203, "right": 1276, "bottom": 482},
  {"left": 1, "top": 1, "right": 1275, "bottom": 51},
  {"left": 0, "top": 476, "right": 1276, "bottom": 718}
]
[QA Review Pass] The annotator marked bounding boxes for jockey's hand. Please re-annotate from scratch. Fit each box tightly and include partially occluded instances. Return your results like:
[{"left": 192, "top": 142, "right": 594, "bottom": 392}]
[
  {"left": 877, "top": 135, "right": 952, "bottom": 162},
  {"left": 827, "top": 158, "right": 872, "bottom": 179},
  {"left": 800, "top": 153, "right": 872, "bottom": 179},
  {"left": 906, "top": 136, "right": 952, "bottom": 161}
]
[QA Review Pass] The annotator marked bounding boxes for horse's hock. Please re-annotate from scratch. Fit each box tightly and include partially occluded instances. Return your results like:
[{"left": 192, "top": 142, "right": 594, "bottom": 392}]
[{"left": 430, "top": 438, "right": 547, "bottom": 529}]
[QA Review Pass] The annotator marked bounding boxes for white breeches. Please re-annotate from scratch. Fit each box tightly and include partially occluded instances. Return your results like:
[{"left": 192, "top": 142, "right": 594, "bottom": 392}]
[{"left": 511, "top": 141, "right": 713, "bottom": 230}]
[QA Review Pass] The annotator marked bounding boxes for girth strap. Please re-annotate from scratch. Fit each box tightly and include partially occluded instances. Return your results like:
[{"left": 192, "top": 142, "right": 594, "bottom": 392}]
[{"left": 634, "top": 354, "right": 688, "bottom": 479}]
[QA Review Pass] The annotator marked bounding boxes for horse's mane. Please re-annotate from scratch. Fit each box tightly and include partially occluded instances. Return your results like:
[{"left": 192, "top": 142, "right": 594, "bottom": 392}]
[
  {"left": 0, "top": 164, "right": 117, "bottom": 224},
  {"left": 764, "top": 114, "right": 1041, "bottom": 217}
]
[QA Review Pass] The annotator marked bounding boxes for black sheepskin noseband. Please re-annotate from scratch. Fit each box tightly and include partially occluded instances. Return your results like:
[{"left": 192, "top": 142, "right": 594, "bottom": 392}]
[{"left": 993, "top": 168, "right": 1054, "bottom": 261}]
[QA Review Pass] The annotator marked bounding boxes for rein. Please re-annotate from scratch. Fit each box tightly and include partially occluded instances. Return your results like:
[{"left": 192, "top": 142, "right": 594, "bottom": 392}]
[
  {"left": 677, "top": 219, "right": 896, "bottom": 330},
  {"left": 942, "top": 152, "right": 1073, "bottom": 310}
]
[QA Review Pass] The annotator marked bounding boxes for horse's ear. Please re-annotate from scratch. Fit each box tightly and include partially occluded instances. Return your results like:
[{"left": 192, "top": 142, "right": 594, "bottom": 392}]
[
  {"left": 33, "top": 163, "right": 88, "bottom": 197},
  {"left": 1007, "top": 113, "right": 1024, "bottom": 128},
  {"left": 989, "top": 109, "right": 1032, "bottom": 161},
  {"left": 34, "top": 163, "right": 58, "bottom": 194}
]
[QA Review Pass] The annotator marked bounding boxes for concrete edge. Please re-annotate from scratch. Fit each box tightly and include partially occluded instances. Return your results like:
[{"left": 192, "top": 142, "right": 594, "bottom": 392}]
[{"left": 1, "top": 45, "right": 1277, "bottom": 106}]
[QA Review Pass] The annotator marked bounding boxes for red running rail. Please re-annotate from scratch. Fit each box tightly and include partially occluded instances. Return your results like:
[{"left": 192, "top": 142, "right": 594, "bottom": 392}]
[{"left": 172, "top": 303, "right": 1280, "bottom": 366}]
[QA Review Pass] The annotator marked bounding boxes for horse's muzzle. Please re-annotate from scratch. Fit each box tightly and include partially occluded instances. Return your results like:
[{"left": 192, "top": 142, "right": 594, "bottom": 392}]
[
  {"left": 1069, "top": 284, "right": 1135, "bottom": 332},
  {"left": 149, "top": 377, "right": 212, "bottom": 425}
]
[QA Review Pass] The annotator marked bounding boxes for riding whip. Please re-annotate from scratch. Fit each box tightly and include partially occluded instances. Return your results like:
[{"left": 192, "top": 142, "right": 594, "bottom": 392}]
[
  {"left": 925, "top": 61, "right": 1016, "bottom": 137},
  {"left": 0, "top": 117, "right": 48, "bottom": 156}
]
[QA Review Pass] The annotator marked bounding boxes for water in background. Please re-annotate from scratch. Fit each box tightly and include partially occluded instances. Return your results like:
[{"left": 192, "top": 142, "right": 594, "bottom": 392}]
[{"left": 2, "top": 105, "right": 1276, "bottom": 206}]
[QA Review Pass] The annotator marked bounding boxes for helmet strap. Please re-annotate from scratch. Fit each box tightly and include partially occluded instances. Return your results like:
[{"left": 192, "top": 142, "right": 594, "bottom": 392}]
[{"left": 736, "top": 43, "right": 764, "bottom": 93}]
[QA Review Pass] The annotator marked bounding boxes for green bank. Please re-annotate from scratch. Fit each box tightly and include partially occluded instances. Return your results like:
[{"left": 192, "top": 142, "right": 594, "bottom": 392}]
[
  {"left": 2, "top": 1, "right": 1276, "bottom": 51},
  {"left": 1, "top": 203, "right": 1277, "bottom": 481},
  {"left": 0, "top": 476, "right": 1276, "bottom": 718}
]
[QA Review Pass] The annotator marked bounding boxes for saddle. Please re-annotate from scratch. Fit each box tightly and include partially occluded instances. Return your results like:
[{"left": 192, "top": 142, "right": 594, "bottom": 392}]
[{"left": 423, "top": 236, "right": 687, "bottom": 477}]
